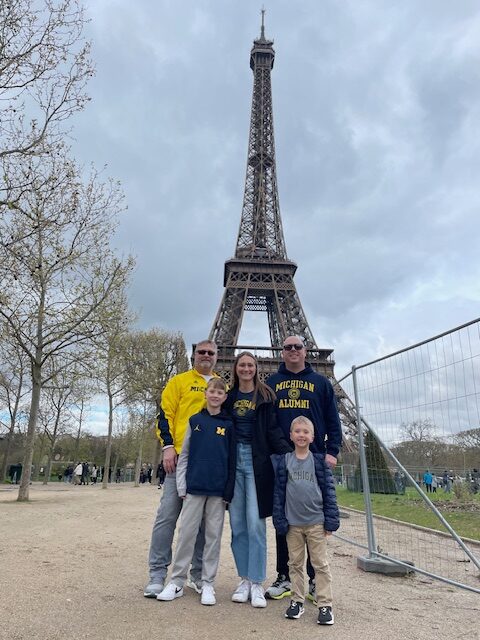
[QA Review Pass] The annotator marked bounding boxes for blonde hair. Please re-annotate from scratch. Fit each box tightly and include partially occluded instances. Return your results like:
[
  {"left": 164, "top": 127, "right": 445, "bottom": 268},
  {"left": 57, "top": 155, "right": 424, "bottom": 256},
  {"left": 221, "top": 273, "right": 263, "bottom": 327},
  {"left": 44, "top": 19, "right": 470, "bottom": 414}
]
[
  {"left": 207, "top": 377, "right": 227, "bottom": 393},
  {"left": 290, "top": 415, "right": 314, "bottom": 435}
]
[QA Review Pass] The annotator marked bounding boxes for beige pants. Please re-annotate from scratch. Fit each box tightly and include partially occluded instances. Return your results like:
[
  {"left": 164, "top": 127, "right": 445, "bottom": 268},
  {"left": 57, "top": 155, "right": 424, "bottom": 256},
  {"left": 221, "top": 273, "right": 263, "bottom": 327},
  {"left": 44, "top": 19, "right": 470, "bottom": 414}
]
[{"left": 286, "top": 524, "right": 332, "bottom": 607}]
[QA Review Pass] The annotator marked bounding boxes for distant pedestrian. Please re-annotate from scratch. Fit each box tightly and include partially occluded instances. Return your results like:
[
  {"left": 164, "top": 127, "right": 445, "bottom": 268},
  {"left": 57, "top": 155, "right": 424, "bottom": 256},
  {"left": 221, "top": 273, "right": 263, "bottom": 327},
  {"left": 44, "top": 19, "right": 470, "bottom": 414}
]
[
  {"left": 91, "top": 465, "right": 98, "bottom": 484},
  {"left": 157, "top": 462, "right": 166, "bottom": 489},
  {"left": 73, "top": 462, "right": 83, "bottom": 485},
  {"left": 423, "top": 470, "right": 433, "bottom": 493},
  {"left": 431, "top": 475, "right": 438, "bottom": 493},
  {"left": 442, "top": 470, "right": 451, "bottom": 493}
]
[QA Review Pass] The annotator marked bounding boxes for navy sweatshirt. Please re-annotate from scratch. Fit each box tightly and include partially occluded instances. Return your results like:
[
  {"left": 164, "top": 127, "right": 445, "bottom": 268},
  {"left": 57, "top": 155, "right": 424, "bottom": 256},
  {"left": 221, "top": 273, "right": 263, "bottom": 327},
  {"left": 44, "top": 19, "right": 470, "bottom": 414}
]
[
  {"left": 176, "top": 409, "right": 236, "bottom": 503},
  {"left": 267, "top": 363, "right": 342, "bottom": 458}
]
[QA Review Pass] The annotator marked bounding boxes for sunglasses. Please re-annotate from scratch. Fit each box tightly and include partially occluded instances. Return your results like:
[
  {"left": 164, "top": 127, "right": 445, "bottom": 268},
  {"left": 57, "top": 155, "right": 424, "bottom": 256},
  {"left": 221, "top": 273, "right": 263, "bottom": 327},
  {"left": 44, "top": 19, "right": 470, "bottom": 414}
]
[
  {"left": 196, "top": 349, "right": 216, "bottom": 356},
  {"left": 283, "top": 344, "right": 304, "bottom": 351}
]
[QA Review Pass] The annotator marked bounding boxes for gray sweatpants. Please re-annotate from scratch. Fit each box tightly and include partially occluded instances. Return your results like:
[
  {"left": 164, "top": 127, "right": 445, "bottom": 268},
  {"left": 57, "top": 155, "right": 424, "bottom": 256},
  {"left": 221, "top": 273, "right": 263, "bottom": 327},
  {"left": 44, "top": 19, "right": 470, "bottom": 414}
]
[
  {"left": 171, "top": 494, "right": 226, "bottom": 587},
  {"left": 148, "top": 472, "right": 204, "bottom": 583}
]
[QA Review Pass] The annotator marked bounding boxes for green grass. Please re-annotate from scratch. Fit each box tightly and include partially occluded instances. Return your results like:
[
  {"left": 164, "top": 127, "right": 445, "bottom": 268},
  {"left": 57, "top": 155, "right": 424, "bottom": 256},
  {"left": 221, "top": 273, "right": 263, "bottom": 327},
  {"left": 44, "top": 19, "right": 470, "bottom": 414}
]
[{"left": 336, "top": 486, "right": 480, "bottom": 541}]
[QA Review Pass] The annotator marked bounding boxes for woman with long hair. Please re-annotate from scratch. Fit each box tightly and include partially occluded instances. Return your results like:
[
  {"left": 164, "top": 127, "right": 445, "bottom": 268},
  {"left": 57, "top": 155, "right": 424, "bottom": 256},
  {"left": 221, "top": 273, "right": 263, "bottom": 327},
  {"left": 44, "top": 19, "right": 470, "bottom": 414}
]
[{"left": 223, "top": 351, "right": 292, "bottom": 608}]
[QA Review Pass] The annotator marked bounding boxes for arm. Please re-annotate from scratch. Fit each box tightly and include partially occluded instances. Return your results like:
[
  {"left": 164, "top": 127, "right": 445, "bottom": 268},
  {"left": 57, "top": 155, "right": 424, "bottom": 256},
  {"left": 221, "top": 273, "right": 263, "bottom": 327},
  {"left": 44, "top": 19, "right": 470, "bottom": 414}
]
[
  {"left": 265, "top": 402, "right": 293, "bottom": 454},
  {"left": 223, "top": 423, "right": 237, "bottom": 503},
  {"left": 176, "top": 424, "right": 192, "bottom": 498},
  {"left": 156, "top": 377, "right": 182, "bottom": 473},
  {"left": 271, "top": 454, "right": 289, "bottom": 536},
  {"left": 323, "top": 380, "right": 342, "bottom": 464},
  {"left": 317, "top": 456, "right": 340, "bottom": 532}
]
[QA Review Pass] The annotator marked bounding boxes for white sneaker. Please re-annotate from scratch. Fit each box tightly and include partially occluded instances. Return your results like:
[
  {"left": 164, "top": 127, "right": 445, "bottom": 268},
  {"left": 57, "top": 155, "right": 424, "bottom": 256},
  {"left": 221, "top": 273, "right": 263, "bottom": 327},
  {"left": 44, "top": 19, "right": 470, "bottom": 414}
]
[
  {"left": 231, "top": 579, "right": 251, "bottom": 603},
  {"left": 156, "top": 582, "right": 184, "bottom": 601},
  {"left": 250, "top": 583, "right": 267, "bottom": 608},
  {"left": 201, "top": 584, "right": 216, "bottom": 606}
]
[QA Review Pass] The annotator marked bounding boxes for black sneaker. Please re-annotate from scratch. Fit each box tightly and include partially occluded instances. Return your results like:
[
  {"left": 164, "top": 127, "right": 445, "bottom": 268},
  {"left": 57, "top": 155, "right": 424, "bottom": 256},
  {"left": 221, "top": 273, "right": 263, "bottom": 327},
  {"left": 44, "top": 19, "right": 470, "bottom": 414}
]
[
  {"left": 317, "top": 606, "right": 334, "bottom": 625},
  {"left": 285, "top": 600, "right": 305, "bottom": 619}
]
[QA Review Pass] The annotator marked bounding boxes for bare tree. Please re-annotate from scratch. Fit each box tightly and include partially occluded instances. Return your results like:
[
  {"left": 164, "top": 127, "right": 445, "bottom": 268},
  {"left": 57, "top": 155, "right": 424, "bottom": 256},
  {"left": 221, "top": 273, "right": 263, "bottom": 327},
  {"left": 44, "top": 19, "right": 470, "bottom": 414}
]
[
  {"left": 0, "top": 148, "right": 134, "bottom": 500},
  {"left": 0, "top": 325, "right": 31, "bottom": 480},
  {"left": 0, "top": 0, "right": 93, "bottom": 159},
  {"left": 122, "top": 329, "right": 189, "bottom": 482},
  {"left": 93, "top": 291, "right": 135, "bottom": 489}
]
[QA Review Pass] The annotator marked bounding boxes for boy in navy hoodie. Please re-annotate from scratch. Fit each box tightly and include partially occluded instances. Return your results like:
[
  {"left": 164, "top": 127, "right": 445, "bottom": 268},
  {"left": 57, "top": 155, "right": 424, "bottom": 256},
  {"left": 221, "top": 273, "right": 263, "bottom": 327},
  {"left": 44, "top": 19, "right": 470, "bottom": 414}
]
[
  {"left": 157, "top": 378, "right": 235, "bottom": 606},
  {"left": 272, "top": 416, "right": 339, "bottom": 625}
]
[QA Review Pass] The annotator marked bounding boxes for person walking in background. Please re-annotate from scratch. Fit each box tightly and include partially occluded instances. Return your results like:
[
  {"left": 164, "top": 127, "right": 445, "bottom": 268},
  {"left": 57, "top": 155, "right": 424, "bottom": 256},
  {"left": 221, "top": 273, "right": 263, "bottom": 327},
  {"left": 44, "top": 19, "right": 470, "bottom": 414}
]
[
  {"left": 90, "top": 464, "right": 98, "bottom": 485},
  {"left": 156, "top": 461, "right": 166, "bottom": 489},
  {"left": 272, "top": 416, "right": 340, "bottom": 625},
  {"left": 144, "top": 340, "right": 219, "bottom": 599},
  {"left": 423, "top": 470, "right": 433, "bottom": 493},
  {"left": 431, "top": 474, "right": 438, "bottom": 493},
  {"left": 73, "top": 462, "right": 83, "bottom": 486},
  {"left": 157, "top": 378, "right": 235, "bottom": 606},
  {"left": 224, "top": 352, "right": 292, "bottom": 609},
  {"left": 265, "top": 335, "right": 342, "bottom": 604}
]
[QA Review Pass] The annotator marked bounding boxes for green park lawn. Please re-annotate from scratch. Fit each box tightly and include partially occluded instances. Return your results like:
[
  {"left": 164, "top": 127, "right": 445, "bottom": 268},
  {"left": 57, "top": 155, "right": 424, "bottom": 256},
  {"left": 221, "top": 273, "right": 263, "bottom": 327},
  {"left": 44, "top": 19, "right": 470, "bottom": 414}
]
[{"left": 336, "top": 486, "right": 480, "bottom": 541}]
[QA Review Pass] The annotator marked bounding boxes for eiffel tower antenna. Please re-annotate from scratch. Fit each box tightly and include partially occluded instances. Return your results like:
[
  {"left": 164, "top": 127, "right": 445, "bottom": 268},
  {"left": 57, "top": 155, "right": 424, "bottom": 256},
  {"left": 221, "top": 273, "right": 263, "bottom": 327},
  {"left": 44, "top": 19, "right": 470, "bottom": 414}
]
[{"left": 208, "top": 22, "right": 338, "bottom": 388}]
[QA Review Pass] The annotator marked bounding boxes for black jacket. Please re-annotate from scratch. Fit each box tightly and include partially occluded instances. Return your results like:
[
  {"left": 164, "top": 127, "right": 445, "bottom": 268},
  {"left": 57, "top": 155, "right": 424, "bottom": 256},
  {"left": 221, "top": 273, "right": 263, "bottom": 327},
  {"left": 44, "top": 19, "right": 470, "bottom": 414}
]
[
  {"left": 271, "top": 452, "right": 340, "bottom": 535},
  {"left": 224, "top": 388, "right": 292, "bottom": 518}
]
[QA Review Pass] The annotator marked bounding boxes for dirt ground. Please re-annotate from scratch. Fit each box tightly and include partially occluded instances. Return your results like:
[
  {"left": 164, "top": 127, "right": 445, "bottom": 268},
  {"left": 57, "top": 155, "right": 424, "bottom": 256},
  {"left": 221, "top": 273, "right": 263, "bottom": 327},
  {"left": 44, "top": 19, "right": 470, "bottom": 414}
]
[{"left": 1, "top": 482, "right": 479, "bottom": 640}]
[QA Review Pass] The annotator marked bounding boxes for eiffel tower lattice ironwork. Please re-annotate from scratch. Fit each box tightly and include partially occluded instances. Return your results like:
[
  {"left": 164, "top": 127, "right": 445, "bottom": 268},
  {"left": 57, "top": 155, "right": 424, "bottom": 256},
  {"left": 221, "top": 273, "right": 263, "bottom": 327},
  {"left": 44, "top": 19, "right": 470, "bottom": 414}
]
[{"left": 207, "top": 17, "right": 355, "bottom": 435}]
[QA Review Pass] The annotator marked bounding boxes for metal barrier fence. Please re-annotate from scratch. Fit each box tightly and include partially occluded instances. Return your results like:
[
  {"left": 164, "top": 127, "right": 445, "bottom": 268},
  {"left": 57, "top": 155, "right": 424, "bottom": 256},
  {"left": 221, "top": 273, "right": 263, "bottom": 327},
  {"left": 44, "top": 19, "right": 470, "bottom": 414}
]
[{"left": 337, "top": 318, "right": 480, "bottom": 594}]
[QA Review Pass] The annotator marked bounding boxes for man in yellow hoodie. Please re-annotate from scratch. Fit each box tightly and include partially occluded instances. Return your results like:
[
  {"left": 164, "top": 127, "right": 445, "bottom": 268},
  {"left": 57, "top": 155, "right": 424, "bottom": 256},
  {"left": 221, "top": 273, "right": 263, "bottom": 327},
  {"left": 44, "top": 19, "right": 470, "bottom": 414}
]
[{"left": 144, "top": 340, "right": 218, "bottom": 598}]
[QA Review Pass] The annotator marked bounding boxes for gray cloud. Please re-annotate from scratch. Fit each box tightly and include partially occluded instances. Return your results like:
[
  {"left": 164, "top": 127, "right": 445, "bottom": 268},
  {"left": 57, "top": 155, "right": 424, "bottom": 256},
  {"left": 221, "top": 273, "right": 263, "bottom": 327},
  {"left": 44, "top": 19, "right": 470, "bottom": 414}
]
[{"left": 71, "top": 0, "right": 480, "bottom": 380}]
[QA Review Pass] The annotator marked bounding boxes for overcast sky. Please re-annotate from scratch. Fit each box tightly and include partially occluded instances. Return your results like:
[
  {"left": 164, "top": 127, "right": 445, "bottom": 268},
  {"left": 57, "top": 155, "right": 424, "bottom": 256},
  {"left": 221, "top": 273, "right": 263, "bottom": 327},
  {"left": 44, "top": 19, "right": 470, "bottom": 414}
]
[{"left": 73, "top": 0, "right": 480, "bottom": 383}]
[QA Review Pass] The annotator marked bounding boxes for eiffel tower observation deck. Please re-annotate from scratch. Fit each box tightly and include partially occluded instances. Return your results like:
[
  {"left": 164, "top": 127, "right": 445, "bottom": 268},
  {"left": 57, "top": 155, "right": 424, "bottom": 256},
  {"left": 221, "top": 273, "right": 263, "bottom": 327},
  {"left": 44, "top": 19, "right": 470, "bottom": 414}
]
[{"left": 208, "top": 14, "right": 339, "bottom": 391}]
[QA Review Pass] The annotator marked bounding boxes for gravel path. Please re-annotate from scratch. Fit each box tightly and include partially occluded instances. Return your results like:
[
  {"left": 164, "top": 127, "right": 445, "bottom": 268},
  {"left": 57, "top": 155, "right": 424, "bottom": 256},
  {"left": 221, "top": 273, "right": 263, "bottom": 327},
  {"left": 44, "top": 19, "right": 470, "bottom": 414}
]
[{"left": 0, "top": 482, "right": 478, "bottom": 640}]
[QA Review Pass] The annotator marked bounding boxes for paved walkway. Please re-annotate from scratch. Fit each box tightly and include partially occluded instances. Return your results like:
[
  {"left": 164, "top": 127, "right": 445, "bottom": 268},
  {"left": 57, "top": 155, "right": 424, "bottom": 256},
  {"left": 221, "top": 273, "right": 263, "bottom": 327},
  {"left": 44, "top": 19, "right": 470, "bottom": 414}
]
[{"left": 0, "top": 483, "right": 478, "bottom": 640}]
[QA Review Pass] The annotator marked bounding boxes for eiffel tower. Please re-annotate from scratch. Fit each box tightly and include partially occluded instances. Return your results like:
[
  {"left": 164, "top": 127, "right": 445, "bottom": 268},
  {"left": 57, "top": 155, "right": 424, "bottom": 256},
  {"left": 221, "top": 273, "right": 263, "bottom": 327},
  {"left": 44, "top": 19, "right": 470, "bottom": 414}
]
[{"left": 207, "top": 15, "right": 354, "bottom": 433}]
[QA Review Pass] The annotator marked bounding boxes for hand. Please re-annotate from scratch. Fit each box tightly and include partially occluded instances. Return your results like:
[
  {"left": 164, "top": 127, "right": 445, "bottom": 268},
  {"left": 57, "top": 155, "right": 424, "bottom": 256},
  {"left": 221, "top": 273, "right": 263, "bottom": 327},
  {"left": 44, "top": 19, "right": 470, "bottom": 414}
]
[
  {"left": 179, "top": 495, "right": 186, "bottom": 500},
  {"left": 163, "top": 447, "right": 178, "bottom": 474},
  {"left": 325, "top": 454, "right": 337, "bottom": 469}
]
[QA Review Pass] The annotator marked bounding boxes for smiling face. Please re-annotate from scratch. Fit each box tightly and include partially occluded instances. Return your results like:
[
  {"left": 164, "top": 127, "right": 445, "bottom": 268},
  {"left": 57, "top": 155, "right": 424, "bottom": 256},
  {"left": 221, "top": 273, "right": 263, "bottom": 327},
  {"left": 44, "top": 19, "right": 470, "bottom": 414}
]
[
  {"left": 282, "top": 336, "right": 306, "bottom": 373},
  {"left": 193, "top": 341, "right": 217, "bottom": 375},
  {"left": 236, "top": 354, "right": 256, "bottom": 386},
  {"left": 205, "top": 384, "right": 226, "bottom": 411},
  {"left": 290, "top": 417, "right": 314, "bottom": 451}
]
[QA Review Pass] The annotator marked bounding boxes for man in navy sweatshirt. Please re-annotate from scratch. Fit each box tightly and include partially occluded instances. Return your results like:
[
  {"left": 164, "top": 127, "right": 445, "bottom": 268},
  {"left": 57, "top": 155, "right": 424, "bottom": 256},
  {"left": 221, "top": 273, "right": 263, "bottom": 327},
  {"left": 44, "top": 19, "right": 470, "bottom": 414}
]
[{"left": 265, "top": 335, "right": 342, "bottom": 602}]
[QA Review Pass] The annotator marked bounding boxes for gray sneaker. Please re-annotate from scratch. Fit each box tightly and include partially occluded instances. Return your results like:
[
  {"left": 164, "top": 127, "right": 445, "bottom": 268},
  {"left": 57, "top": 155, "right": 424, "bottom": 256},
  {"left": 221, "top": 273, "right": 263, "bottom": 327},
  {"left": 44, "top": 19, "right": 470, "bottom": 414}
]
[
  {"left": 265, "top": 574, "right": 291, "bottom": 600},
  {"left": 143, "top": 581, "right": 164, "bottom": 598},
  {"left": 186, "top": 575, "right": 203, "bottom": 594}
]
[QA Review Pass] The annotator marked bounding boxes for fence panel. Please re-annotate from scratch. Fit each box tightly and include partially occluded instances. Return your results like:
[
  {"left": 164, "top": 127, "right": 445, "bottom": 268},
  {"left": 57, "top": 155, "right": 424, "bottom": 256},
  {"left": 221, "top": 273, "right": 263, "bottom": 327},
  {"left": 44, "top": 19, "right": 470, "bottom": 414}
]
[{"left": 338, "top": 318, "right": 480, "bottom": 593}]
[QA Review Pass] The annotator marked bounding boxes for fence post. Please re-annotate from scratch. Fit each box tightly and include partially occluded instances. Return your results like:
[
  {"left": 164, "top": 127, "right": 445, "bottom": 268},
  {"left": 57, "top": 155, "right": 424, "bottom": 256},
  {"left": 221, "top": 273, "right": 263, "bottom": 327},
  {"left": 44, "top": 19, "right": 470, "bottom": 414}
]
[
  {"left": 352, "top": 365, "right": 411, "bottom": 576},
  {"left": 352, "top": 365, "right": 377, "bottom": 557}
]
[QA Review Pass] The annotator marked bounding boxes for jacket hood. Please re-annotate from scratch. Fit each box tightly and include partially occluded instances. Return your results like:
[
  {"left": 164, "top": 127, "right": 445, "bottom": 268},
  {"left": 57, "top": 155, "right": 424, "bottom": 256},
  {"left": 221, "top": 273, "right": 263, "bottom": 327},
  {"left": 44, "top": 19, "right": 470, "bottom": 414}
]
[{"left": 277, "top": 362, "right": 314, "bottom": 377}]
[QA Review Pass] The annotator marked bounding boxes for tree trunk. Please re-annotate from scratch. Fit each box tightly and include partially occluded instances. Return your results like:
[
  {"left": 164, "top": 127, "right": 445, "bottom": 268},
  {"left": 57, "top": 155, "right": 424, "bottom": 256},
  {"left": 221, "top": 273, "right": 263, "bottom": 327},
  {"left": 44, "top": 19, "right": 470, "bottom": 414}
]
[
  {"left": 102, "top": 391, "right": 114, "bottom": 489},
  {"left": 134, "top": 430, "right": 144, "bottom": 488},
  {"left": 73, "top": 399, "right": 84, "bottom": 464},
  {"left": 151, "top": 436, "right": 162, "bottom": 480},
  {"left": 33, "top": 430, "right": 46, "bottom": 481},
  {"left": 17, "top": 361, "right": 42, "bottom": 501}
]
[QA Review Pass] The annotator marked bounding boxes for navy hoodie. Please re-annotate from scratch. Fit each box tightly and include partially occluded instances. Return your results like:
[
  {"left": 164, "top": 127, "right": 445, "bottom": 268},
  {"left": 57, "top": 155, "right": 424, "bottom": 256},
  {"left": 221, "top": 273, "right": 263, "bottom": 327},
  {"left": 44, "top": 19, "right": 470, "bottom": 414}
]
[
  {"left": 267, "top": 363, "right": 342, "bottom": 458},
  {"left": 177, "top": 409, "right": 236, "bottom": 502}
]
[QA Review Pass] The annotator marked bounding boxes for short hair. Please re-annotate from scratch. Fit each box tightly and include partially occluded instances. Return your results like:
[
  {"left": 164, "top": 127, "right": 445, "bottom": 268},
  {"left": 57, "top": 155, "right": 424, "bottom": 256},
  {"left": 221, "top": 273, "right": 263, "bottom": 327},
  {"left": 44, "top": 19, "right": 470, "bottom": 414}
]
[
  {"left": 207, "top": 377, "right": 227, "bottom": 393},
  {"left": 196, "top": 339, "right": 217, "bottom": 351},
  {"left": 290, "top": 415, "right": 314, "bottom": 434}
]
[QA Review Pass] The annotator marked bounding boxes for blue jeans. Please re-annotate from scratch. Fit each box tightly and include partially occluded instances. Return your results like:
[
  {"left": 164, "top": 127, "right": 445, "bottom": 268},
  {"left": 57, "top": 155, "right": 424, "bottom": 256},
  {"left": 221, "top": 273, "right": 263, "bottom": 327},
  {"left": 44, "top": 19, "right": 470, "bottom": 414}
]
[
  {"left": 229, "top": 443, "right": 267, "bottom": 583},
  {"left": 148, "top": 471, "right": 204, "bottom": 583}
]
